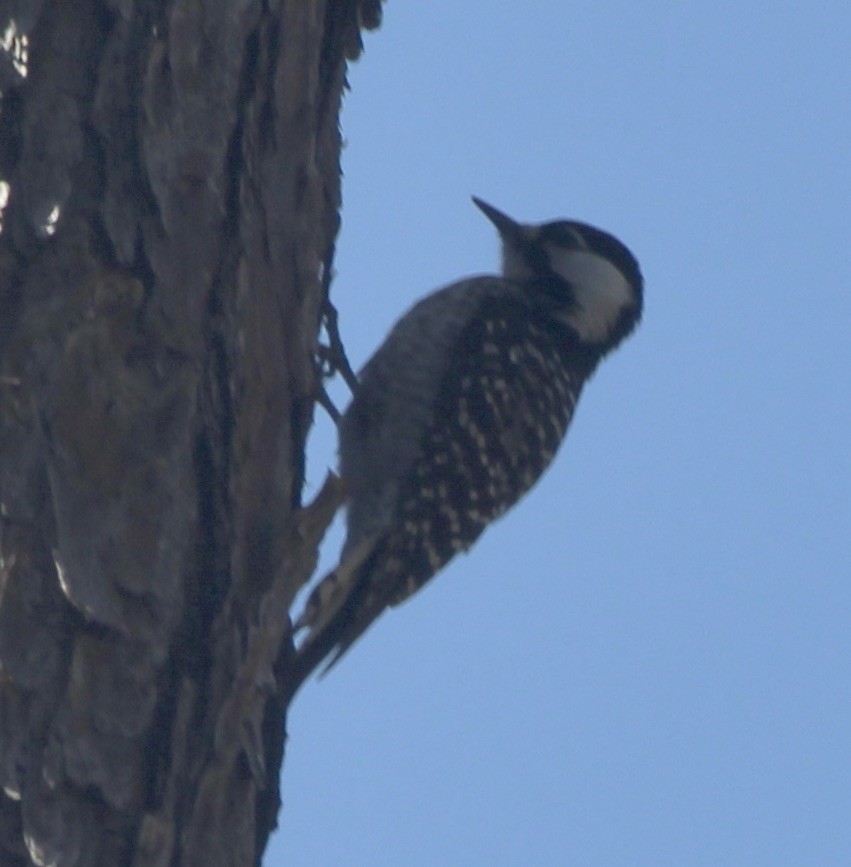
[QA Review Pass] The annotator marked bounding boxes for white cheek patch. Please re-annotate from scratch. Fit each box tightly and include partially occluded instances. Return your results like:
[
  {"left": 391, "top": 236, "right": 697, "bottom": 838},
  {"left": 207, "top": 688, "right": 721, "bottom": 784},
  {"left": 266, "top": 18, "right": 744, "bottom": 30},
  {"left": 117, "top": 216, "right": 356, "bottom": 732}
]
[{"left": 547, "top": 248, "right": 635, "bottom": 343}]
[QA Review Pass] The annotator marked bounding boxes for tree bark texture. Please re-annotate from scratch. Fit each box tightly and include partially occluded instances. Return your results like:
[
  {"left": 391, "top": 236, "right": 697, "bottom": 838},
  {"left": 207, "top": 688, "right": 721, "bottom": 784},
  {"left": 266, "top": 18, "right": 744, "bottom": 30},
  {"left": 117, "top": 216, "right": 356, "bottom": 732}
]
[{"left": 0, "top": 1, "right": 380, "bottom": 864}]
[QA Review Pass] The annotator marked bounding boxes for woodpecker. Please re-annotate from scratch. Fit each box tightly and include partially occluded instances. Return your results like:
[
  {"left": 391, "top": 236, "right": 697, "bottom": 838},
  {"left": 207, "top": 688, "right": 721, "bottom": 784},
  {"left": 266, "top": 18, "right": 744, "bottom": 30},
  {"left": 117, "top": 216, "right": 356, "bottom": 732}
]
[{"left": 292, "top": 197, "right": 643, "bottom": 687}]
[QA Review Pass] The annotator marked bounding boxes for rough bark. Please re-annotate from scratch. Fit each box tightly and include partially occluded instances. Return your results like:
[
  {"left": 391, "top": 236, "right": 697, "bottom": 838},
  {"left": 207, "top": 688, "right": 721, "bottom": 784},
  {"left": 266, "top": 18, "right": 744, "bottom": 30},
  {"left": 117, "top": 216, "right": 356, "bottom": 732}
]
[{"left": 0, "top": 1, "right": 381, "bottom": 864}]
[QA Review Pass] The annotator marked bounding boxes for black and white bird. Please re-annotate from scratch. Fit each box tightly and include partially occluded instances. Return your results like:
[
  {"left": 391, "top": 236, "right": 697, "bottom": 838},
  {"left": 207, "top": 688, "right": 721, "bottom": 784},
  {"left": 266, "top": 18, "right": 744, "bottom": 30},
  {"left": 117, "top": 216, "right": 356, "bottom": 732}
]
[{"left": 292, "top": 197, "right": 643, "bottom": 688}]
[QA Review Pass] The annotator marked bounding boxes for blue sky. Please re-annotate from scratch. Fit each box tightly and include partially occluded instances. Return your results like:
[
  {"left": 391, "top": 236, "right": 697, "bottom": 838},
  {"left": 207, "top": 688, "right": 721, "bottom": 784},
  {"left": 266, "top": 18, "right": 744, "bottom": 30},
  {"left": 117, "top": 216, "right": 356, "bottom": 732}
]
[{"left": 270, "top": 3, "right": 851, "bottom": 864}]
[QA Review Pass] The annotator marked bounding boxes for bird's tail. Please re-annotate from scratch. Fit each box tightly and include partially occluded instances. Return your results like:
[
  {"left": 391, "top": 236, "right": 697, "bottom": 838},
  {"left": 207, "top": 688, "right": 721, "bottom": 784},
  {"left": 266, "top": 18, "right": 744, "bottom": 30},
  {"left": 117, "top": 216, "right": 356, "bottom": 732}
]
[{"left": 287, "top": 535, "right": 380, "bottom": 696}]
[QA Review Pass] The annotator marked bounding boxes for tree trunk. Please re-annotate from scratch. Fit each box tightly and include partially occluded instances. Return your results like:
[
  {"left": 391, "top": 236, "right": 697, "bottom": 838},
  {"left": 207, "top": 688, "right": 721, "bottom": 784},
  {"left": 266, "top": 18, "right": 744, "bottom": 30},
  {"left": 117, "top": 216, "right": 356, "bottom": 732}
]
[{"left": 0, "top": 1, "right": 379, "bottom": 863}]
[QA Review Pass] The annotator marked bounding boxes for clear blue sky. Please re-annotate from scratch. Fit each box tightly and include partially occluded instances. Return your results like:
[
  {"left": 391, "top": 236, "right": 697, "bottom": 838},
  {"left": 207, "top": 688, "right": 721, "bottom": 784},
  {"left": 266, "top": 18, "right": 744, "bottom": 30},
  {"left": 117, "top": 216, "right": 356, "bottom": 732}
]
[{"left": 270, "top": 3, "right": 851, "bottom": 864}]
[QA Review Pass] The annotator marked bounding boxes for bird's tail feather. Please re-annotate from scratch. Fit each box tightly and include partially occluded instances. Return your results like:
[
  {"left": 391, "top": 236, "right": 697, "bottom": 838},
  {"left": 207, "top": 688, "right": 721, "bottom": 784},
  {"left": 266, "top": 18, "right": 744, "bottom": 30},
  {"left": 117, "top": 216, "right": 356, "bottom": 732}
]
[
  {"left": 287, "top": 535, "right": 382, "bottom": 695},
  {"left": 294, "top": 534, "right": 377, "bottom": 636}
]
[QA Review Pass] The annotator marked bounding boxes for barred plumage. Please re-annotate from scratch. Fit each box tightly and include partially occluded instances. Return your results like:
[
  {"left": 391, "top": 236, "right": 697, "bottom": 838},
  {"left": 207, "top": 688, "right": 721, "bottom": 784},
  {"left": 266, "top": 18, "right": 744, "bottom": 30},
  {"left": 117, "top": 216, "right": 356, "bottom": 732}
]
[{"left": 292, "top": 198, "right": 643, "bottom": 686}]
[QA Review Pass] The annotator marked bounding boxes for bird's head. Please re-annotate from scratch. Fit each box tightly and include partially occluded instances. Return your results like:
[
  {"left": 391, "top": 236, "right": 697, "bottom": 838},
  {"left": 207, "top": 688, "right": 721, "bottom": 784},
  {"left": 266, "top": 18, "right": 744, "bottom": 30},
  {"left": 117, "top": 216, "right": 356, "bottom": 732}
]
[{"left": 473, "top": 196, "right": 643, "bottom": 350}]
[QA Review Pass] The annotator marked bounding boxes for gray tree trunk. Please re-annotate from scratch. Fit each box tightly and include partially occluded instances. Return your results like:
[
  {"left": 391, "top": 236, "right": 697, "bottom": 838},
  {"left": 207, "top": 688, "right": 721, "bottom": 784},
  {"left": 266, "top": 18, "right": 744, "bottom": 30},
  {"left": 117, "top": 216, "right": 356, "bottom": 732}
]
[{"left": 0, "top": 1, "right": 379, "bottom": 863}]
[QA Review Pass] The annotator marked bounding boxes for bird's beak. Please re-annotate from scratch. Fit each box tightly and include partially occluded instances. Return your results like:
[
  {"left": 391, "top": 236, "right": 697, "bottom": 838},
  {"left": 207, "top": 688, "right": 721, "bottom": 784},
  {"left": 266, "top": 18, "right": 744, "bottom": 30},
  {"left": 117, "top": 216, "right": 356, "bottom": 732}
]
[{"left": 472, "top": 197, "right": 523, "bottom": 243}]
